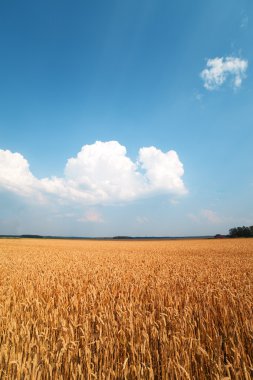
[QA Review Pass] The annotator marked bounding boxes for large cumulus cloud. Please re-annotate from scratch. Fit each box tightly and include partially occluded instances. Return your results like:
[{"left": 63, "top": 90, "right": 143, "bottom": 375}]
[
  {"left": 0, "top": 150, "right": 39, "bottom": 196},
  {"left": 0, "top": 141, "right": 187, "bottom": 205}
]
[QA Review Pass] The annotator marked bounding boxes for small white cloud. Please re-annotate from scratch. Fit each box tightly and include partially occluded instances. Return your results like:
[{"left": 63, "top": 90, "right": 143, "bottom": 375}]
[
  {"left": 78, "top": 210, "right": 104, "bottom": 223},
  {"left": 0, "top": 141, "right": 187, "bottom": 205},
  {"left": 240, "top": 13, "right": 248, "bottom": 29},
  {"left": 187, "top": 213, "right": 199, "bottom": 223},
  {"left": 53, "top": 212, "right": 76, "bottom": 219},
  {"left": 196, "top": 94, "right": 203, "bottom": 101},
  {"left": 170, "top": 198, "right": 180, "bottom": 205},
  {"left": 241, "top": 16, "right": 248, "bottom": 28},
  {"left": 136, "top": 216, "right": 149, "bottom": 224},
  {"left": 188, "top": 209, "right": 222, "bottom": 224},
  {"left": 200, "top": 209, "right": 222, "bottom": 224},
  {"left": 200, "top": 56, "right": 248, "bottom": 90},
  {"left": 194, "top": 90, "right": 203, "bottom": 102}
]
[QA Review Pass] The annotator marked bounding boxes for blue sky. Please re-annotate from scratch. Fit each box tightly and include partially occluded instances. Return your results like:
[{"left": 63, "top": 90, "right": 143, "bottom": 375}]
[{"left": 0, "top": 0, "right": 252, "bottom": 236}]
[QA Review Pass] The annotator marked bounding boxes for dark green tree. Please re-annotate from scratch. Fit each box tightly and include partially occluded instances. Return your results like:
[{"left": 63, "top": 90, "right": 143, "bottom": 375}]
[{"left": 229, "top": 225, "right": 253, "bottom": 237}]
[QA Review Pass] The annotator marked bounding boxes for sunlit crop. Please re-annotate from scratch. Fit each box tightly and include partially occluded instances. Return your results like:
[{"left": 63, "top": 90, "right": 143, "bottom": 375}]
[{"left": 0, "top": 238, "right": 252, "bottom": 379}]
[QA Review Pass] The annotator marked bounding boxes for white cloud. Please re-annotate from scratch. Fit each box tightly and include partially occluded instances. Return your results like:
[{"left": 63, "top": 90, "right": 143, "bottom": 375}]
[
  {"left": 64, "top": 141, "right": 143, "bottom": 202},
  {"left": 187, "top": 213, "right": 199, "bottom": 223},
  {"left": 170, "top": 198, "right": 180, "bottom": 205},
  {"left": 0, "top": 149, "right": 39, "bottom": 196},
  {"left": 201, "top": 209, "right": 222, "bottom": 224},
  {"left": 188, "top": 209, "right": 222, "bottom": 224},
  {"left": 201, "top": 56, "right": 248, "bottom": 90},
  {"left": 78, "top": 210, "right": 104, "bottom": 223},
  {"left": 138, "top": 147, "right": 186, "bottom": 195},
  {"left": 241, "top": 16, "right": 248, "bottom": 28},
  {"left": 0, "top": 141, "right": 187, "bottom": 205},
  {"left": 136, "top": 216, "right": 149, "bottom": 224},
  {"left": 240, "top": 12, "right": 248, "bottom": 29},
  {"left": 195, "top": 92, "right": 203, "bottom": 102}
]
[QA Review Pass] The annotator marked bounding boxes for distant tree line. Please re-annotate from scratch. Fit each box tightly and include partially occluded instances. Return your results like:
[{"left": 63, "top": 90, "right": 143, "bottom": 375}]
[
  {"left": 20, "top": 234, "right": 43, "bottom": 238},
  {"left": 229, "top": 226, "right": 253, "bottom": 238}
]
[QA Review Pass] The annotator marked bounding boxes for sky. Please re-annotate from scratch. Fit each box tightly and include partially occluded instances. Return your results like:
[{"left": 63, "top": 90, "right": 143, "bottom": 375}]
[{"left": 0, "top": 0, "right": 252, "bottom": 237}]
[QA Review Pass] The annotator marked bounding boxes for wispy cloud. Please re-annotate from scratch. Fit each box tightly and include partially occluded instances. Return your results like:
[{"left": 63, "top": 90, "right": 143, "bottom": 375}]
[
  {"left": 0, "top": 141, "right": 187, "bottom": 206},
  {"left": 195, "top": 92, "right": 203, "bottom": 102},
  {"left": 240, "top": 12, "right": 248, "bottom": 29},
  {"left": 200, "top": 209, "right": 222, "bottom": 224},
  {"left": 201, "top": 56, "right": 248, "bottom": 90},
  {"left": 136, "top": 216, "right": 149, "bottom": 224},
  {"left": 78, "top": 210, "right": 104, "bottom": 223},
  {"left": 170, "top": 198, "right": 180, "bottom": 205},
  {"left": 188, "top": 209, "right": 222, "bottom": 224},
  {"left": 187, "top": 213, "right": 199, "bottom": 223}
]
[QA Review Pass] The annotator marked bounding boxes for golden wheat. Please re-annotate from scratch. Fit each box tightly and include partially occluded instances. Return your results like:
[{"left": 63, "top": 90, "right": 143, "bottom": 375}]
[{"left": 0, "top": 238, "right": 252, "bottom": 379}]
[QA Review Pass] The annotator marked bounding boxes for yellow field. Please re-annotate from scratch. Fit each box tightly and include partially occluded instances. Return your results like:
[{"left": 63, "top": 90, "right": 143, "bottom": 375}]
[{"left": 0, "top": 238, "right": 253, "bottom": 379}]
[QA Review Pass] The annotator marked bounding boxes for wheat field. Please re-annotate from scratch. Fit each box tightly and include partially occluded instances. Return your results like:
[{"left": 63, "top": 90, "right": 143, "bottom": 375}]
[{"left": 0, "top": 238, "right": 252, "bottom": 379}]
